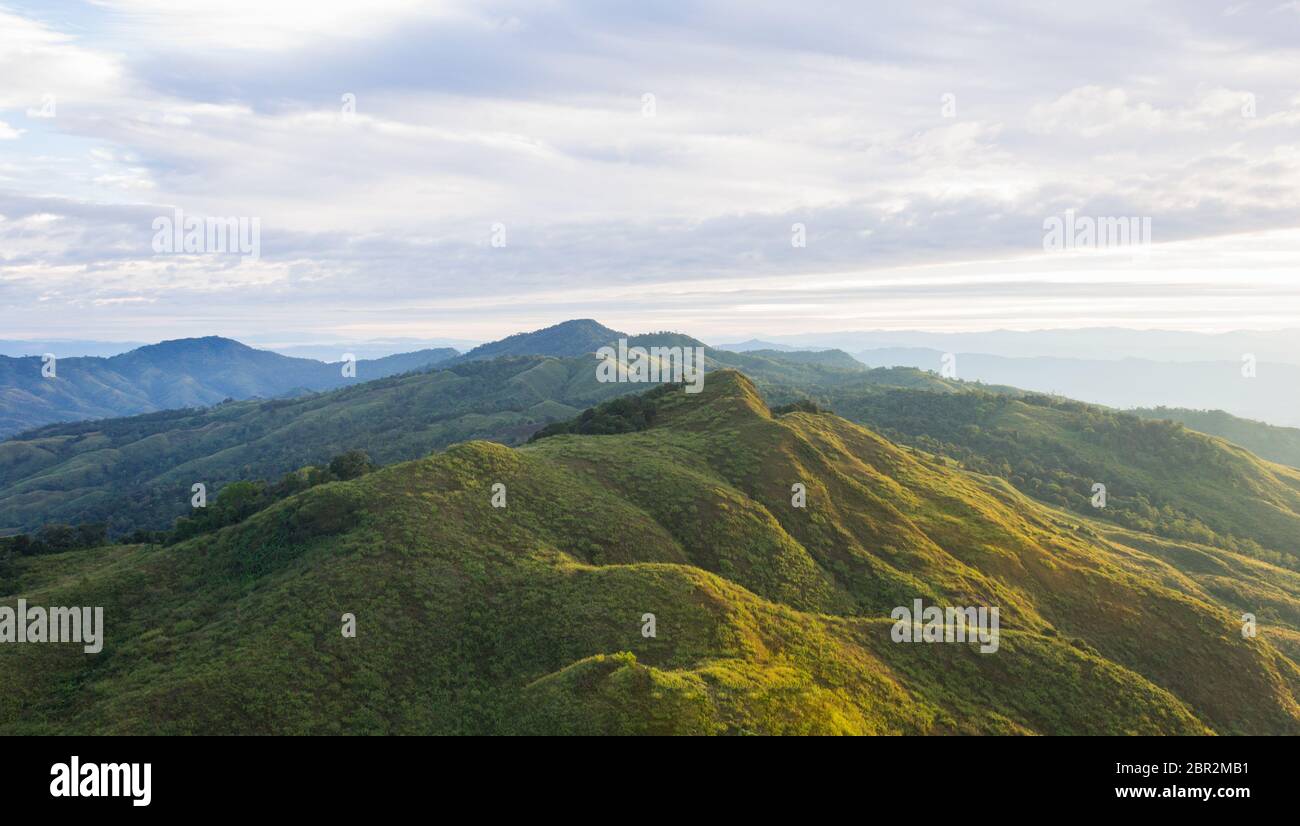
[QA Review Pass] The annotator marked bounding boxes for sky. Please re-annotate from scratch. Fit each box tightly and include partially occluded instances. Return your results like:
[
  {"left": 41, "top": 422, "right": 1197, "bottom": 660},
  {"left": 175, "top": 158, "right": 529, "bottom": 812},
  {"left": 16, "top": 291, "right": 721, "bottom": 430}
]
[{"left": 1, "top": 0, "right": 1299, "bottom": 344}]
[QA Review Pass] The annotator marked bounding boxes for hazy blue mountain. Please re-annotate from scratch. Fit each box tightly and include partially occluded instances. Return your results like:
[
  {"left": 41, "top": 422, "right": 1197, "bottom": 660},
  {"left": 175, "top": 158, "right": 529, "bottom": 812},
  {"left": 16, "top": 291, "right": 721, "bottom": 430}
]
[
  {"left": 853, "top": 347, "right": 1300, "bottom": 428},
  {"left": 457, "top": 319, "right": 625, "bottom": 361},
  {"left": 0, "top": 337, "right": 458, "bottom": 438},
  {"left": 854, "top": 347, "right": 952, "bottom": 370},
  {"left": 758, "top": 328, "right": 1300, "bottom": 366},
  {"left": 456, "top": 320, "right": 862, "bottom": 376},
  {"left": 0, "top": 339, "right": 146, "bottom": 358},
  {"left": 711, "top": 339, "right": 801, "bottom": 352},
  {"left": 260, "top": 337, "right": 481, "bottom": 361}
]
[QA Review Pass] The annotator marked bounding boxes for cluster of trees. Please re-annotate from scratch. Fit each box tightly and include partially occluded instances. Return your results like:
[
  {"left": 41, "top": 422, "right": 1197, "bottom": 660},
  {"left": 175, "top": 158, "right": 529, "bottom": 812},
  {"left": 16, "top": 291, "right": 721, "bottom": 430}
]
[
  {"left": 1, "top": 450, "right": 377, "bottom": 560},
  {"left": 169, "top": 450, "right": 374, "bottom": 543},
  {"left": 0, "top": 522, "right": 109, "bottom": 557},
  {"left": 770, "top": 399, "right": 827, "bottom": 415},
  {"left": 530, "top": 384, "right": 677, "bottom": 441}
]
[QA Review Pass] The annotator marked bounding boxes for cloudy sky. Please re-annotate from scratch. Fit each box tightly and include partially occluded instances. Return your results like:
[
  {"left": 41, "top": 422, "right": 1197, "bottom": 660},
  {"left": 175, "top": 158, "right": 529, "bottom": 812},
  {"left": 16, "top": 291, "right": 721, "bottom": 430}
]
[{"left": 1, "top": 0, "right": 1299, "bottom": 343}]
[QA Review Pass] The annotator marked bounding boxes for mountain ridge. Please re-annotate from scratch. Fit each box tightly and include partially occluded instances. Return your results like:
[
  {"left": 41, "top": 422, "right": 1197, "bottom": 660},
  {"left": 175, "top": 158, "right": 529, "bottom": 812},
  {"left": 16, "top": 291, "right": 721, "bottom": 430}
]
[
  {"left": 0, "top": 336, "right": 459, "bottom": 437},
  {"left": 3, "top": 371, "right": 1296, "bottom": 734},
  {"left": 0, "top": 344, "right": 879, "bottom": 536}
]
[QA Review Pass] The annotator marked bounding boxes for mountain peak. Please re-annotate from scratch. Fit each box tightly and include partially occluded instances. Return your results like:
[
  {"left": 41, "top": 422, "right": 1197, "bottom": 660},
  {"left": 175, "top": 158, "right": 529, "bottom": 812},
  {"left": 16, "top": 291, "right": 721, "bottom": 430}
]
[
  {"left": 551, "top": 318, "right": 617, "bottom": 333},
  {"left": 460, "top": 319, "right": 626, "bottom": 361},
  {"left": 123, "top": 336, "right": 256, "bottom": 358},
  {"left": 680, "top": 368, "right": 770, "bottom": 423}
]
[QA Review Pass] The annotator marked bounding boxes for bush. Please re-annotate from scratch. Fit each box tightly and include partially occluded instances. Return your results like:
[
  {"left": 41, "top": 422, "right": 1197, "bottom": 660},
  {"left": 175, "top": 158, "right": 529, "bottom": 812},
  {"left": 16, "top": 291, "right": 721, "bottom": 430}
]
[
  {"left": 0, "top": 522, "right": 108, "bottom": 556},
  {"left": 329, "top": 450, "right": 375, "bottom": 481}
]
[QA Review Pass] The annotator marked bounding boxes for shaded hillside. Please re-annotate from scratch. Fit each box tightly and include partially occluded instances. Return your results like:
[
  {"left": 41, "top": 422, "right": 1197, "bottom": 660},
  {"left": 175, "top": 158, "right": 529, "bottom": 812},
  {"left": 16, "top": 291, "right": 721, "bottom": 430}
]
[
  {"left": 0, "top": 347, "right": 877, "bottom": 536},
  {"left": 0, "top": 356, "right": 624, "bottom": 535},
  {"left": 0, "top": 337, "right": 458, "bottom": 437},
  {"left": 2, "top": 372, "right": 1296, "bottom": 734}
]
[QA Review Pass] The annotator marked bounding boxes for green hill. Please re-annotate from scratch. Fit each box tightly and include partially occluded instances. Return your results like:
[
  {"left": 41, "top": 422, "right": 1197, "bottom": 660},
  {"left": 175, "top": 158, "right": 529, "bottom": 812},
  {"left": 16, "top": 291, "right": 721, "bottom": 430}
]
[
  {"left": 1131, "top": 406, "right": 1300, "bottom": 469},
  {"left": 820, "top": 385, "right": 1300, "bottom": 570},
  {"left": 1, "top": 372, "right": 1297, "bottom": 734}
]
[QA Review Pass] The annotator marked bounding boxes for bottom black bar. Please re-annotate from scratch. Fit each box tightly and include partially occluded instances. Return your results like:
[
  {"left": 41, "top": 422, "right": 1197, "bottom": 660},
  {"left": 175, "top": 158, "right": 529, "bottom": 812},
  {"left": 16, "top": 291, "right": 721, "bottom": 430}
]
[{"left": 3, "top": 736, "right": 1287, "bottom": 814}]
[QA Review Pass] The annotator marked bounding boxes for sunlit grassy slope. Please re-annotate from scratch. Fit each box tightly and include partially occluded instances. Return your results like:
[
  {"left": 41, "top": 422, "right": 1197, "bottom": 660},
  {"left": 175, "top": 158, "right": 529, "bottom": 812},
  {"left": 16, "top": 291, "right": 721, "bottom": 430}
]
[
  {"left": 2, "top": 371, "right": 1297, "bottom": 734},
  {"left": 823, "top": 385, "right": 1300, "bottom": 570}
]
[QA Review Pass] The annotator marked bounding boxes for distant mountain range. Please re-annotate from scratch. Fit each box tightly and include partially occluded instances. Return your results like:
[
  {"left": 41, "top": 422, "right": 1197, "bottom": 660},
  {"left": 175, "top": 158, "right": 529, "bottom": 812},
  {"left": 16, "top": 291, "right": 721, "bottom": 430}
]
[
  {"left": 749, "top": 327, "right": 1300, "bottom": 365},
  {"left": 258, "top": 337, "right": 481, "bottom": 361},
  {"left": 3, "top": 315, "right": 1299, "bottom": 581},
  {"left": 0, "top": 339, "right": 147, "bottom": 358},
  {"left": 853, "top": 347, "right": 1300, "bottom": 428},
  {"left": 9, "top": 323, "right": 1300, "bottom": 434},
  {"left": 711, "top": 339, "right": 802, "bottom": 352},
  {"left": 0, "top": 337, "right": 459, "bottom": 438},
  {"left": 0, "top": 324, "right": 879, "bottom": 535},
  {"left": 0, "top": 337, "right": 482, "bottom": 361},
  {"left": 7, "top": 317, "right": 1300, "bottom": 539}
]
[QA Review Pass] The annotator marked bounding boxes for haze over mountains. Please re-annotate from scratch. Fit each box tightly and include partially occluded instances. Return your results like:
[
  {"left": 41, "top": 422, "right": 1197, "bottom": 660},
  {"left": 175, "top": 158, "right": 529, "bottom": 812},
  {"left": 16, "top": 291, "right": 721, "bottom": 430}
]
[
  {"left": 744, "top": 328, "right": 1300, "bottom": 365},
  {"left": 852, "top": 348, "right": 1300, "bottom": 428},
  {"left": 7, "top": 323, "right": 1296, "bottom": 442},
  {"left": 255, "top": 338, "right": 482, "bottom": 362},
  {"left": 0, "top": 340, "right": 149, "bottom": 359},
  {"left": 720, "top": 328, "right": 1300, "bottom": 428}
]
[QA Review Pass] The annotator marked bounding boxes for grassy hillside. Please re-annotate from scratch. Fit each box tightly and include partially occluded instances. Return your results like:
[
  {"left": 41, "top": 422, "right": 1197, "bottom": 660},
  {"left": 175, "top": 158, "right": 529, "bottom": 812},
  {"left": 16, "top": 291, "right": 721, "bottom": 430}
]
[
  {"left": 821, "top": 385, "right": 1300, "bottom": 570},
  {"left": 1131, "top": 406, "right": 1300, "bottom": 469},
  {"left": 1, "top": 372, "right": 1296, "bottom": 734}
]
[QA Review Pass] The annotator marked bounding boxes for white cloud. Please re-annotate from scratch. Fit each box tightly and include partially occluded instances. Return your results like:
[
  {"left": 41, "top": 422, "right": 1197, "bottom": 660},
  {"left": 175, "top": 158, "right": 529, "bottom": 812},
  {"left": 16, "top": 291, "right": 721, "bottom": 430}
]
[
  {"left": 0, "top": 10, "right": 123, "bottom": 110},
  {"left": 3, "top": 0, "right": 1300, "bottom": 339},
  {"left": 91, "top": 0, "right": 482, "bottom": 51},
  {"left": 1028, "top": 87, "right": 1170, "bottom": 136}
]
